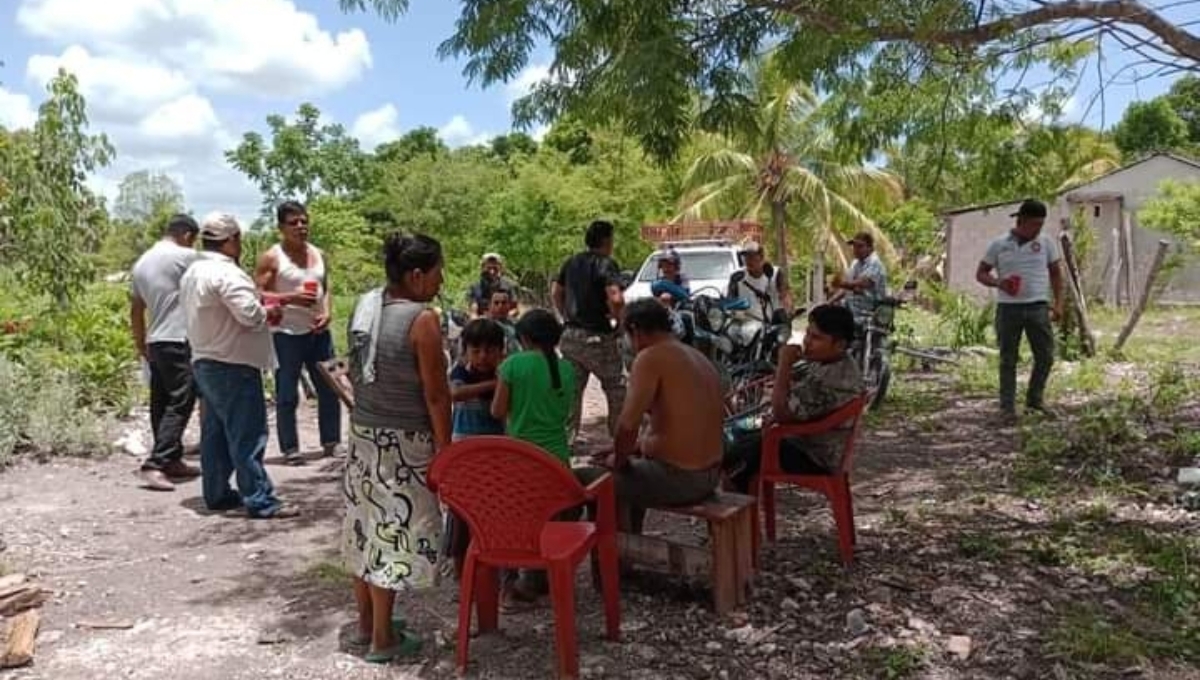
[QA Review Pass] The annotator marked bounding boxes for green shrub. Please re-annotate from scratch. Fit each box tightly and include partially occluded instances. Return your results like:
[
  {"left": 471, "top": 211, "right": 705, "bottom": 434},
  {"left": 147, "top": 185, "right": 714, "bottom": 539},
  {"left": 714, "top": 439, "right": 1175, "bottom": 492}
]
[
  {"left": 0, "top": 354, "right": 110, "bottom": 466},
  {"left": 0, "top": 280, "right": 136, "bottom": 411}
]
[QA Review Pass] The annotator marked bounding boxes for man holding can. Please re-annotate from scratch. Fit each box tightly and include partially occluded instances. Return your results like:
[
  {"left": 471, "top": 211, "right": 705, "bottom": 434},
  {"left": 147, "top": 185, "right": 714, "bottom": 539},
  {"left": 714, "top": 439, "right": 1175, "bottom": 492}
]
[
  {"left": 255, "top": 200, "right": 341, "bottom": 464},
  {"left": 975, "top": 199, "right": 1064, "bottom": 421}
]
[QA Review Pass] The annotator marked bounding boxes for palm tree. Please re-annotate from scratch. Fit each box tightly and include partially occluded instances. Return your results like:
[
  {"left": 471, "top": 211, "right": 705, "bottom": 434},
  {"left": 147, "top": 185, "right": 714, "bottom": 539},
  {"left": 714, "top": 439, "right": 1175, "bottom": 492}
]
[{"left": 677, "top": 57, "right": 902, "bottom": 301}]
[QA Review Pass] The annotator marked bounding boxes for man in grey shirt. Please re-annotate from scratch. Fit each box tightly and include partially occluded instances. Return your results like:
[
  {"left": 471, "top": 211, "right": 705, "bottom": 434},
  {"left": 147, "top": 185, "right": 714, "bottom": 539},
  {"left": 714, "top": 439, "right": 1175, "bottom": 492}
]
[
  {"left": 131, "top": 214, "right": 201, "bottom": 491},
  {"left": 976, "top": 199, "right": 1064, "bottom": 420}
]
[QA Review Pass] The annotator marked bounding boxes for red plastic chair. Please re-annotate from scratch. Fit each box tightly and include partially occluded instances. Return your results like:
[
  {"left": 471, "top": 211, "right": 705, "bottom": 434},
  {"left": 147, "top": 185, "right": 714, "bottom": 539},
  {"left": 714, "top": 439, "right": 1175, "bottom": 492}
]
[
  {"left": 428, "top": 436, "right": 620, "bottom": 679},
  {"left": 754, "top": 392, "right": 869, "bottom": 566}
]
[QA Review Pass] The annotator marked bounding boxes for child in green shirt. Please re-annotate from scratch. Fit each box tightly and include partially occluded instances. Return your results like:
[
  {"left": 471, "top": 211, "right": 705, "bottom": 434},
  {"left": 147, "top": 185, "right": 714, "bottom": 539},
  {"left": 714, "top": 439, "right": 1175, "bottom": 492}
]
[
  {"left": 491, "top": 309, "right": 576, "bottom": 464},
  {"left": 489, "top": 308, "right": 577, "bottom": 608}
]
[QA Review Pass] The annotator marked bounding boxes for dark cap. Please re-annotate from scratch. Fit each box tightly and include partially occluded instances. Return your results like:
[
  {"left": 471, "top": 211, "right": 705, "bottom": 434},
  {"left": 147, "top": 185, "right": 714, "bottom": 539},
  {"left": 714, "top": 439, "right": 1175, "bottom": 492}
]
[
  {"left": 846, "top": 232, "right": 874, "bottom": 247},
  {"left": 659, "top": 249, "right": 681, "bottom": 265},
  {"left": 1011, "top": 199, "right": 1047, "bottom": 219}
]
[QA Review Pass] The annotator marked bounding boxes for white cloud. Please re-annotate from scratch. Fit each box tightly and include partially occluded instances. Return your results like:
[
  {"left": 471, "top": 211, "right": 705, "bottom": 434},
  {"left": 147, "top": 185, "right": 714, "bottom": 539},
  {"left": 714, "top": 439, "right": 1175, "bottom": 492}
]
[
  {"left": 26, "top": 46, "right": 193, "bottom": 125},
  {"left": 13, "top": 0, "right": 372, "bottom": 220},
  {"left": 351, "top": 103, "right": 401, "bottom": 150},
  {"left": 506, "top": 63, "right": 549, "bottom": 102},
  {"left": 0, "top": 87, "right": 37, "bottom": 130},
  {"left": 17, "top": 0, "right": 371, "bottom": 98},
  {"left": 438, "top": 114, "right": 492, "bottom": 147}
]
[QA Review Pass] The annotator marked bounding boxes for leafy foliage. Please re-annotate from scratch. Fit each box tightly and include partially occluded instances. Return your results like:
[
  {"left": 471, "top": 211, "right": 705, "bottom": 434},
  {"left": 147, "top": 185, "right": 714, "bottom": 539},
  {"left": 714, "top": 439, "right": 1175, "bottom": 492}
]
[
  {"left": 1113, "top": 99, "right": 1191, "bottom": 159},
  {"left": 0, "top": 70, "right": 114, "bottom": 307},
  {"left": 225, "top": 103, "right": 367, "bottom": 216},
  {"left": 1139, "top": 179, "right": 1200, "bottom": 251}
]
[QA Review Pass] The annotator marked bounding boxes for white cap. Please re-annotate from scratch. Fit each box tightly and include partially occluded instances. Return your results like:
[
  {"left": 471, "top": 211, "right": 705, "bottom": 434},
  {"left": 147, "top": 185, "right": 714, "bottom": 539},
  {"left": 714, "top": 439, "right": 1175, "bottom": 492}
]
[
  {"left": 481, "top": 252, "right": 504, "bottom": 265},
  {"left": 199, "top": 212, "right": 243, "bottom": 241}
]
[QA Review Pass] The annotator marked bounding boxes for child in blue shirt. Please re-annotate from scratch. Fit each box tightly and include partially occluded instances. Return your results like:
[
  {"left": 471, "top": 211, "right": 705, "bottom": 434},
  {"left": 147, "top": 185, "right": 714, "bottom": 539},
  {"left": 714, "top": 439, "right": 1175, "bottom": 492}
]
[
  {"left": 444, "top": 318, "right": 508, "bottom": 579},
  {"left": 450, "top": 319, "right": 507, "bottom": 440}
]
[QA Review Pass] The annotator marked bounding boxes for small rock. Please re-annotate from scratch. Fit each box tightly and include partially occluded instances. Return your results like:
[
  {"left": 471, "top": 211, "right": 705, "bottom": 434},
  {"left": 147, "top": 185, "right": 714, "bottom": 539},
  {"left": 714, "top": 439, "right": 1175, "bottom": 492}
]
[
  {"left": 980, "top": 573, "right": 1000, "bottom": 587},
  {"left": 724, "top": 624, "right": 756, "bottom": 644},
  {"left": 759, "top": 642, "right": 778, "bottom": 655},
  {"left": 256, "top": 630, "right": 292, "bottom": 645},
  {"left": 787, "top": 576, "right": 811, "bottom": 591},
  {"left": 866, "top": 586, "right": 893, "bottom": 604},
  {"left": 946, "top": 635, "right": 972, "bottom": 661},
  {"left": 781, "top": 597, "right": 801, "bottom": 612},
  {"left": 704, "top": 641, "right": 723, "bottom": 653},
  {"left": 846, "top": 609, "right": 868, "bottom": 637}
]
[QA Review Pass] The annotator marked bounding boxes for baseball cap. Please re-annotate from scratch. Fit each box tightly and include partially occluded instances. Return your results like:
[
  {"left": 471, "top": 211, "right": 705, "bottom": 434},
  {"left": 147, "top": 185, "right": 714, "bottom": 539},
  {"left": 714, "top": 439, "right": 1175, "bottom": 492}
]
[
  {"left": 740, "top": 241, "right": 764, "bottom": 255},
  {"left": 1011, "top": 199, "right": 1047, "bottom": 219},
  {"left": 846, "top": 232, "right": 874, "bottom": 247},
  {"left": 481, "top": 252, "right": 504, "bottom": 265},
  {"left": 199, "top": 212, "right": 243, "bottom": 241},
  {"left": 660, "top": 249, "right": 681, "bottom": 264}
]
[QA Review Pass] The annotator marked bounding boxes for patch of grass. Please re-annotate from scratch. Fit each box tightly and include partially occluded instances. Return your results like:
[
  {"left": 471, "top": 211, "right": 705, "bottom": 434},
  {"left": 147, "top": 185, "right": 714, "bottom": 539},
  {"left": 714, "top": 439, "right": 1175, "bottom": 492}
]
[
  {"left": 1027, "top": 511, "right": 1200, "bottom": 664},
  {"left": 956, "top": 532, "right": 1009, "bottom": 562},
  {"left": 1049, "top": 605, "right": 1157, "bottom": 666},
  {"left": 861, "top": 645, "right": 925, "bottom": 679},
  {"left": 953, "top": 355, "right": 999, "bottom": 396},
  {"left": 305, "top": 560, "right": 351, "bottom": 585}
]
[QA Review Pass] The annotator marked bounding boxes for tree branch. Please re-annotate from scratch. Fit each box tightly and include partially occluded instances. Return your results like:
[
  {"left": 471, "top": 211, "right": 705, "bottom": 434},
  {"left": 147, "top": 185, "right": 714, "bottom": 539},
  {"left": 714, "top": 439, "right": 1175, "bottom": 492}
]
[{"left": 755, "top": 0, "right": 1200, "bottom": 66}]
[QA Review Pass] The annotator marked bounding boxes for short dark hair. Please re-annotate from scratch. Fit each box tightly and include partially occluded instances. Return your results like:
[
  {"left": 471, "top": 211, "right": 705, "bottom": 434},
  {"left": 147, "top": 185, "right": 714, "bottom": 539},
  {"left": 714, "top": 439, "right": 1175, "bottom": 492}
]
[
  {"left": 461, "top": 318, "right": 506, "bottom": 350},
  {"left": 201, "top": 238, "right": 227, "bottom": 252},
  {"left": 490, "top": 286, "right": 513, "bottom": 302},
  {"left": 623, "top": 298, "right": 673, "bottom": 335},
  {"left": 165, "top": 213, "right": 199, "bottom": 237},
  {"left": 383, "top": 232, "right": 442, "bottom": 285},
  {"left": 585, "top": 219, "right": 615, "bottom": 249},
  {"left": 276, "top": 200, "right": 307, "bottom": 226},
  {"left": 809, "top": 304, "right": 856, "bottom": 345}
]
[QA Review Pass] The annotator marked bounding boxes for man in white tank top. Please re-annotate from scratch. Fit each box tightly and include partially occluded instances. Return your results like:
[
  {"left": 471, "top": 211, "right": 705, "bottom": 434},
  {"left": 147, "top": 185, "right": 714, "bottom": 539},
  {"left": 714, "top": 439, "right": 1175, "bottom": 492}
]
[{"left": 254, "top": 200, "right": 342, "bottom": 464}]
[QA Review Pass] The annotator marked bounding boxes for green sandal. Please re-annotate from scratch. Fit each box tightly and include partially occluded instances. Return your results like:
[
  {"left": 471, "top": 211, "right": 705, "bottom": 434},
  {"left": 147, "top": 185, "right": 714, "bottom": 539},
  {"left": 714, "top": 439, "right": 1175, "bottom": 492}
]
[
  {"left": 348, "top": 618, "right": 407, "bottom": 647},
  {"left": 364, "top": 632, "right": 422, "bottom": 664}
]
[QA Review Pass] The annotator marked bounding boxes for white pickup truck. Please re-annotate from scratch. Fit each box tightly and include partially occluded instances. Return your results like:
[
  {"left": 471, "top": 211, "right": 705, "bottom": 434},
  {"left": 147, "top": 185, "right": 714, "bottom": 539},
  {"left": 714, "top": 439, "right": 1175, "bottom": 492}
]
[{"left": 622, "top": 240, "right": 744, "bottom": 304}]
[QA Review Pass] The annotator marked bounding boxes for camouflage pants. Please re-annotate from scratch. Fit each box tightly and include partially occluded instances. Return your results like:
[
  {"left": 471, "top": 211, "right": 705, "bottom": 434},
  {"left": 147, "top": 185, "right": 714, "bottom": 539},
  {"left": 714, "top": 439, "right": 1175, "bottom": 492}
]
[{"left": 560, "top": 327, "right": 626, "bottom": 441}]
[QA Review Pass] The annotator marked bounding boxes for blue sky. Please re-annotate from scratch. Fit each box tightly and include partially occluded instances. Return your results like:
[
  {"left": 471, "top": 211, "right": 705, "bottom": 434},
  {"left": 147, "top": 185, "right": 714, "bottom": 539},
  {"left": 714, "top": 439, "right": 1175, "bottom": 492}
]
[{"left": 0, "top": 0, "right": 1188, "bottom": 220}]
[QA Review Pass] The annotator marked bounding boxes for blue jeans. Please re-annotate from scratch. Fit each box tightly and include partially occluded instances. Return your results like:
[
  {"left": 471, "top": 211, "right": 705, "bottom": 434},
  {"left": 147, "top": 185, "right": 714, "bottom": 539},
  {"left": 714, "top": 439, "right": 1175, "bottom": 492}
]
[
  {"left": 193, "top": 360, "right": 281, "bottom": 517},
  {"left": 272, "top": 331, "right": 341, "bottom": 454}
]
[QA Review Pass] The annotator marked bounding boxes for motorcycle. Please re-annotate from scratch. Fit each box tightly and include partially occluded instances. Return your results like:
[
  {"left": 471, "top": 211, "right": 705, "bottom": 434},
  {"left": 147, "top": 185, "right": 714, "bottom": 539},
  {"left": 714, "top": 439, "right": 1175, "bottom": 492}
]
[{"left": 851, "top": 281, "right": 917, "bottom": 410}]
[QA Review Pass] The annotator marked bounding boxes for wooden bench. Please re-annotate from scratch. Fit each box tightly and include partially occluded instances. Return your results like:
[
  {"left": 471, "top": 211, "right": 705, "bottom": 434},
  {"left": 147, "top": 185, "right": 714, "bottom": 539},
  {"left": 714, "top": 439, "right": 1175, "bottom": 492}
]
[
  {"left": 618, "top": 491, "right": 757, "bottom": 614},
  {"left": 315, "top": 358, "right": 355, "bottom": 410}
]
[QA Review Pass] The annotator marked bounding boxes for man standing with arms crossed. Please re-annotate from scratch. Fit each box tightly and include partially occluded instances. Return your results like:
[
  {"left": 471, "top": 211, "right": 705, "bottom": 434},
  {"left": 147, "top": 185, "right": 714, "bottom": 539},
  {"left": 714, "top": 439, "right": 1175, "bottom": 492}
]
[
  {"left": 553, "top": 220, "right": 626, "bottom": 444},
  {"left": 976, "top": 199, "right": 1064, "bottom": 421},
  {"left": 131, "top": 214, "right": 202, "bottom": 491}
]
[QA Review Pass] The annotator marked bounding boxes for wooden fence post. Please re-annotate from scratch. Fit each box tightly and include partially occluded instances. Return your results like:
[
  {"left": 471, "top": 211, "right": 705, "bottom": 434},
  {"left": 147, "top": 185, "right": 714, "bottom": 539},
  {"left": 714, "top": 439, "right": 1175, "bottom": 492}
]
[
  {"left": 1113, "top": 240, "right": 1171, "bottom": 353},
  {"left": 1058, "top": 233, "right": 1096, "bottom": 357}
]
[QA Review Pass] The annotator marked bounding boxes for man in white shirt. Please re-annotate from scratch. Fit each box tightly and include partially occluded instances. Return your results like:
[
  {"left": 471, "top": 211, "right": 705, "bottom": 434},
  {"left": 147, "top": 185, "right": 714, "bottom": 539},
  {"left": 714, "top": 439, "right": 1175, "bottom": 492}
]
[
  {"left": 976, "top": 199, "right": 1064, "bottom": 420},
  {"left": 725, "top": 241, "right": 792, "bottom": 348},
  {"left": 181, "top": 212, "right": 298, "bottom": 519},
  {"left": 131, "top": 214, "right": 201, "bottom": 491}
]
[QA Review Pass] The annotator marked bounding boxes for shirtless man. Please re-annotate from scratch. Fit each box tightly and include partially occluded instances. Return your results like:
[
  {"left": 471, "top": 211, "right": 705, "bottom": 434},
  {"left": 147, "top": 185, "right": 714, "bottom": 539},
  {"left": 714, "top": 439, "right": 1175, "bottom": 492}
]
[{"left": 581, "top": 298, "right": 723, "bottom": 532}]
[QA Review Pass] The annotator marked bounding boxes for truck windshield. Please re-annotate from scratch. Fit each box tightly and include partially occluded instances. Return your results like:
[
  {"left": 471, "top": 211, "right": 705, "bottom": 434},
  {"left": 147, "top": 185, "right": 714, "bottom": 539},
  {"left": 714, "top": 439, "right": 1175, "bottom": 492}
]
[{"left": 638, "top": 251, "right": 736, "bottom": 282}]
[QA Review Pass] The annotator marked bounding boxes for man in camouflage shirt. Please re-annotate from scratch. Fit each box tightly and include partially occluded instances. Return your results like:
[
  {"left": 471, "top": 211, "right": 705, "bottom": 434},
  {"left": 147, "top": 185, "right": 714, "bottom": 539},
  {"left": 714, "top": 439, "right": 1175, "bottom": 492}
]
[{"left": 723, "top": 304, "right": 862, "bottom": 493}]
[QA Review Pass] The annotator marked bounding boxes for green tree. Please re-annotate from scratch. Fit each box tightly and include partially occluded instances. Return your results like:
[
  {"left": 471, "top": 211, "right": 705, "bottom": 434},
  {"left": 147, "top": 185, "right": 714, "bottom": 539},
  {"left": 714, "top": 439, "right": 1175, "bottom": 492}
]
[
  {"left": 1113, "top": 99, "right": 1190, "bottom": 159},
  {"left": 226, "top": 103, "right": 366, "bottom": 214},
  {"left": 112, "top": 170, "right": 184, "bottom": 224},
  {"left": 1164, "top": 74, "right": 1200, "bottom": 146},
  {"left": 340, "top": 0, "right": 1200, "bottom": 162},
  {"left": 1139, "top": 179, "right": 1200, "bottom": 251},
  {"left": 0, "top": 70, "right": 113, "bottom": 307},
  {"left": 678, "top": 58, "right": 901, "bottom": 288}
]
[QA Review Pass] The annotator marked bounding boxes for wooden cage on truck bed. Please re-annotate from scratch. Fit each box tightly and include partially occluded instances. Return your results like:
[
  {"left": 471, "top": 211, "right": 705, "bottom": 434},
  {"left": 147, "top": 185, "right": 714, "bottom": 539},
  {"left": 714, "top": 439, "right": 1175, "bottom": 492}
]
[{"left": 640, "top": 220, "right": 763, "bottom": 246}]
